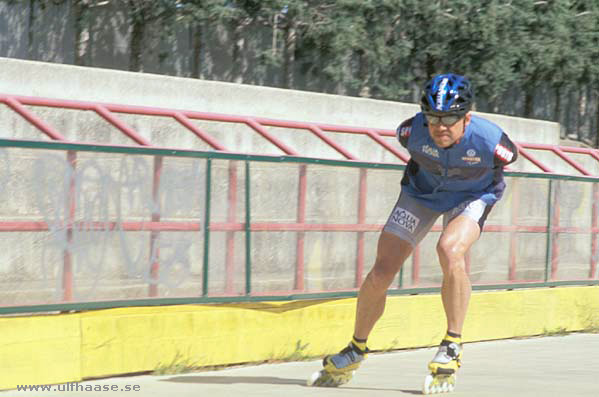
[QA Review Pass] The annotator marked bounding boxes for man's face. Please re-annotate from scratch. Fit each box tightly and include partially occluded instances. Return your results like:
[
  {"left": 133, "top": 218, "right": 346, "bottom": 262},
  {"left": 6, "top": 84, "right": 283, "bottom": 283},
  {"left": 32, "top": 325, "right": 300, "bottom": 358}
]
[{"left": 425, "top": 112, "right": 472, "bottom": 148}]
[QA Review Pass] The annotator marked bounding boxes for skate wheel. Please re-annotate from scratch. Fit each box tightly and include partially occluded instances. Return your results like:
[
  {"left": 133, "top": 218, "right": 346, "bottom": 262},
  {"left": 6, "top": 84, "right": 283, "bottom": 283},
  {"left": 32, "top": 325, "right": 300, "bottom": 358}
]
[
  {"left": 449, "top": 374, "right": 457, "bottom": 391},
  {"left": 423, "top": 373, "right": 457, "bottom": 394},
  {"left": 423, "top": 374, "right": 434, "bottom": 394},
  {"left": 306, "top": 370, "right": 321, "bottom": 386}
]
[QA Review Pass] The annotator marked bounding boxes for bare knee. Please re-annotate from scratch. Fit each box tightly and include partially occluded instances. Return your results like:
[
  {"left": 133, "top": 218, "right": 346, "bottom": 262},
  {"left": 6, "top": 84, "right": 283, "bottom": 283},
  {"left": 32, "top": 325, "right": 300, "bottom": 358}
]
[
  {"left": 436, "top": 238, "right": 467, "bottom": 275},
  {"left": 364, "top": 231, "right": 412, "bottom": 290},
  {"left": 366, "top": 256, "right": 402, "bottom": 290}
]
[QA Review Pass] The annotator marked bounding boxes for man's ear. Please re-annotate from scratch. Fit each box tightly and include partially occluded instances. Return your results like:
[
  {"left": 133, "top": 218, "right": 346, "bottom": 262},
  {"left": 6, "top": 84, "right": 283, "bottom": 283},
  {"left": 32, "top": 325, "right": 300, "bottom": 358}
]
[{"left": 463, "top": 111, "right": 472, "bottom": 127}]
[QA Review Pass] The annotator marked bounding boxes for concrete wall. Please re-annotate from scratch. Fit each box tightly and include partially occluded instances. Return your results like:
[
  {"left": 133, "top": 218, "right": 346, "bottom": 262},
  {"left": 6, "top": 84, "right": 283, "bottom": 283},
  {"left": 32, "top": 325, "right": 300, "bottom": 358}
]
[{"left": 0, "top": 57, "right": 560, "bottom": 145}]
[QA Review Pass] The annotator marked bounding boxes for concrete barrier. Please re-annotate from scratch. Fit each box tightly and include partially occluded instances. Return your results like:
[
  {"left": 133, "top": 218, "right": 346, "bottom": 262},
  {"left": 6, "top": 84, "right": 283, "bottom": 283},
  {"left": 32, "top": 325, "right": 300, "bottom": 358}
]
[
  {"left": 1, "top": 286, "right": 598, "bottom": 390},
  {"left": 0, "top": 57, "right": 560, "bottom": 145}
]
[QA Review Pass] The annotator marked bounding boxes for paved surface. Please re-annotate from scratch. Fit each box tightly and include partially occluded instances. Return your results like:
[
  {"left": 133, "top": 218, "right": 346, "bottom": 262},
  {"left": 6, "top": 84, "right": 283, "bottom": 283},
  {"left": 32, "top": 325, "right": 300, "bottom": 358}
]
[{"left": 5, "top": 333, "right": 598, "bottom": 396}]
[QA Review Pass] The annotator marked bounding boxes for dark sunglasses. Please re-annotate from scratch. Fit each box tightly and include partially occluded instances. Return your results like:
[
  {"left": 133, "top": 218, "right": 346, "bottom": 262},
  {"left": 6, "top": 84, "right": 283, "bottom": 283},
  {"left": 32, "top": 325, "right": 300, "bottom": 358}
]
[{"left": 424, "top": 113, "right": 463, "bottom": 126}]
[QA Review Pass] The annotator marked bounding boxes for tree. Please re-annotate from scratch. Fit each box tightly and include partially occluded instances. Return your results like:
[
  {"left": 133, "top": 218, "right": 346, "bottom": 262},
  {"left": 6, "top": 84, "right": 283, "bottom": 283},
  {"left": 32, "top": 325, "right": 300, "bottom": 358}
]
[
  {"left": 443, "top": 1, "right": 522, "bottom": 113},
  {"left": 5, "top": 0, "right": 599, "bottom": 145},
  {"left": 126, "top": 0, "right": 180, "bottom": 72},
  {"left": 510, "top": 0, "right": 573, "bottom": 118}
]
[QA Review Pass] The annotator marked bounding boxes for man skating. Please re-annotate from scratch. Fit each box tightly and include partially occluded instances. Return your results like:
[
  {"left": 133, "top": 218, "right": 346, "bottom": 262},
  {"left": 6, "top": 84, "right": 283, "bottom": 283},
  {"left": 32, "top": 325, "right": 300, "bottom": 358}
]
[{"left": 308, "top": 73, "right": 518, "bottom": 394}]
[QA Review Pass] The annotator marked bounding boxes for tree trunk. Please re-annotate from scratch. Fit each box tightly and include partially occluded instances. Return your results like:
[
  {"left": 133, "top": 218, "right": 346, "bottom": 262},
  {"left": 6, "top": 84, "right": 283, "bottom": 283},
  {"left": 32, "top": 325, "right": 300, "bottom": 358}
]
[
  {"left": 357, "top": 49, "right": 370, "bottom": 98},
  {"left": 584, "top": 85, "right": 592, "bottom": 144},
  {"left": 595, "top": 89, "right": 599, "bottom": 148},
  {"left": 230, "top": 22, "right": 245, "bottom": 83},
  {"left": 425, "top": 54, "right": 436, "bottom": 80},
  {"left": 523, "top": 85, "right": 534, "bottom": 118},
  {"left": 191, "top": 23, "right": 203, "bottom": 79},
  {"left": 553, "top": 84, "right": 563, "bottom": 138},
  {"left": 335, "top": 53, "right": 351, "bottom": 95},
  {"left": 553, "top": 84, "right": 562, "bottom": 124},
  {"left": 577, "top": 86, "right": 588, "bottom": 141},
  {"left": 564, "top": 88, "right": 573, "bottom": 138},
  {"left": 282, "top": 23, "right": 295, "bottom": 89},
  {"left": 592, "top": 89, "right": 599, "bottom": 148},
  {"left": 272, "top": 13, "right": 278, "bottom": 57},
  {"left": 129, "top": 22, "right": 144, "bottom": 72},
  {"left": 571, "top": 89, "right": 580, "bottom": 139},
  {"left": 74, "top": 0, "right": 90, "bottom": 66},
  {"left": 128, "top": 2, "right": 145, "bottom": 72},
  {"left": 27, "top": 0, "right": 36, "bottom": 59}
]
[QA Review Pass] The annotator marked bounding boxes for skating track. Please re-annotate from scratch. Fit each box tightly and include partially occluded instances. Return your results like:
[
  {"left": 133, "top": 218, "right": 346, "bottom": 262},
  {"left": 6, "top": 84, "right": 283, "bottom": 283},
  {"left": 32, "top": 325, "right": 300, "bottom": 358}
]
[{"left": 4, "top": 333, "right": 598, "bottom": 397}]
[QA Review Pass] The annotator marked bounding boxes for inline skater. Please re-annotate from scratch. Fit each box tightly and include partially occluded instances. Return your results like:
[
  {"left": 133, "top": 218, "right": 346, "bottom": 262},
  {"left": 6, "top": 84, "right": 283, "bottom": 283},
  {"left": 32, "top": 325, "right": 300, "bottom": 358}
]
[{"left": 308, "top": 73, "right": 518, "bottom": 394}]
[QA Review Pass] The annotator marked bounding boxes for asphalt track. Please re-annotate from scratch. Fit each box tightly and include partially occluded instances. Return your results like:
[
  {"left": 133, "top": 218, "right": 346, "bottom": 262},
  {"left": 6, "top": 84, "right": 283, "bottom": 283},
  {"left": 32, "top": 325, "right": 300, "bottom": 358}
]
[{"left": 5, "top": 333, "right": 598, "bottom": 397}]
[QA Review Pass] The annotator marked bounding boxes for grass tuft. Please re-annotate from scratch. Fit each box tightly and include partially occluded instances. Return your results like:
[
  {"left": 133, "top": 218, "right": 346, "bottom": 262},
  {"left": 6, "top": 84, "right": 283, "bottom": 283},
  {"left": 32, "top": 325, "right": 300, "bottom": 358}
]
[{"left": 153, "top": 351, "right": 201, "bottom": 375}]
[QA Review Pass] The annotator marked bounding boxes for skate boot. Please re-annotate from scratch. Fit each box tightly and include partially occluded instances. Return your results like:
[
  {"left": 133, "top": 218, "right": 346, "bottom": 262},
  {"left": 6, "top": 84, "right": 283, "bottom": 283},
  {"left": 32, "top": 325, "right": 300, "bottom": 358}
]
[
  {"left": 423, "top": 335, "right": 462, "bottom": 394},
  {"left": 307, "top": 340, "right": 368, "bottom": 387}
]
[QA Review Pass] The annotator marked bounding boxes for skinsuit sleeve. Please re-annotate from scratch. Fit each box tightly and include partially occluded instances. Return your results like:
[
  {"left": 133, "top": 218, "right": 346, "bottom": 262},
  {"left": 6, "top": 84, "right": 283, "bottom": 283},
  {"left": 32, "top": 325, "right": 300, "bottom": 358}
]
[{"left": 493, "top": 132, "right": 518, "bottom": 167}]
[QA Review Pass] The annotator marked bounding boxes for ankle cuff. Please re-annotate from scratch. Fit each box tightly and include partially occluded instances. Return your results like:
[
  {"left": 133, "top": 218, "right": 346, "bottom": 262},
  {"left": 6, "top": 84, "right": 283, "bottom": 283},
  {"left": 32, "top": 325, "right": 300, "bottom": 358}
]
[
  {"left": 350, "top": 341, "right": 368, "bottom": 355},
  {"left": 351, "top": 337, "right": 368, "bottom": 353},
  {"left": 443, "top": 331, "right": 462, "bottom": 344}
]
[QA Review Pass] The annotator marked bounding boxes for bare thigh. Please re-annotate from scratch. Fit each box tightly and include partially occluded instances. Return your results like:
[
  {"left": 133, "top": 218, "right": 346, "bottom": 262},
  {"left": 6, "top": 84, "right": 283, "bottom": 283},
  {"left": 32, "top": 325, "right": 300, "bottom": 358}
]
[{"left": 371, "top": 231, "right": 414, "bottom": 282}]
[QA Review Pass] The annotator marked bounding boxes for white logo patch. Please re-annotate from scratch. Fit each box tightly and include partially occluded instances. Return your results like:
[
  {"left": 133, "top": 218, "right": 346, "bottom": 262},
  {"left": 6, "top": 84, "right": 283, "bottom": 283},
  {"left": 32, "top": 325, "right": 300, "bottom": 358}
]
[
  {"left": 452, "top": 200, "right": 486, "bottom": 219},
  {"left": 422, "top": 145, "right": 440, "bottom": 158},
  {"left": 399, "top": 125, "right": 411, "bottom": 138},
  {"left": 495, "top": 144, "right": 514, "bottom": 163},
  {"left": 465, "top": 200, "right": 486, "bottom": 218},
  {"left": 466, "top": 149, "right": 476, "bottom": 157},
  {"left": 436, "top": 77, "right": 449, "bottom": 111},
  {"left": 390, "top": 208, "right": 420, "bottom": 234}
]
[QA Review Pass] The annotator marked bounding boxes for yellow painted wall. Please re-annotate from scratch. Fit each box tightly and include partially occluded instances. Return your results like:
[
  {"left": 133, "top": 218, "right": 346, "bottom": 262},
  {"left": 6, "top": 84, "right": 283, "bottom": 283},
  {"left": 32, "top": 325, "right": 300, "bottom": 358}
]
[
  {"left": 1, "top": 286, "right": 598, "bottom": 390},
  {"left": 0, "top": 313, "right": 81, "bottom": 388}
]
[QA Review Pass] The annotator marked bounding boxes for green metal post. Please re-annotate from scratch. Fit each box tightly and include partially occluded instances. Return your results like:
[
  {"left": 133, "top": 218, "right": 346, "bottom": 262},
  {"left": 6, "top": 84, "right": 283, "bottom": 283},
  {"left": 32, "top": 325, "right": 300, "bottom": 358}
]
[
  {"left": 245, "top": 160, "right": 252, "bottom": 295},
  {"left": 202, "top": 159, "right": 212, "bottom": 296}
]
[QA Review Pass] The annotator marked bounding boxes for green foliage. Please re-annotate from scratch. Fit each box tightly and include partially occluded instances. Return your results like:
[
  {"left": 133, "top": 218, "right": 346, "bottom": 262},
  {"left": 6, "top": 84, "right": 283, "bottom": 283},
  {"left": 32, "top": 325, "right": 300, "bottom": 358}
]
[
  {"left": 153, "top": 351, "right": 201, "bottom": 375},
  {"left": 7, "top": 0, "right": 599, "bottom": 143},
  {"left": 541, "top": 326, "right": 569, "bottom": 337},
  {"left": 285, "top": 339, "right": 312, "bottom": 361}
]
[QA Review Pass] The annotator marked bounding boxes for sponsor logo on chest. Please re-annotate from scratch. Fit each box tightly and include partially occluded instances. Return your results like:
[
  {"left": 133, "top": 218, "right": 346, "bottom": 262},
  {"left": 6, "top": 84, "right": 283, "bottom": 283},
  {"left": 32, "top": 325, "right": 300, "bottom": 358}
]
[
  {"left": 461, "top": 148, "right": 481, "bottom": 164},
  {"left": 422, "top": 144, "right": 439, "bottom": 158}
]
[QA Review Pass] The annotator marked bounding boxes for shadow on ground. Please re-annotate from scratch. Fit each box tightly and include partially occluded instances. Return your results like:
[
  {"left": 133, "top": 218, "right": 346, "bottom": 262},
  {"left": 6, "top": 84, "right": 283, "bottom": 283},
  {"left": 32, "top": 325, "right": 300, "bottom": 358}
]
[
  {"left": 162, "top": 375, "right": 306, "bottom": 386},
  {"left": 161, "top": 375, "right": 423, "bottom": 394}
]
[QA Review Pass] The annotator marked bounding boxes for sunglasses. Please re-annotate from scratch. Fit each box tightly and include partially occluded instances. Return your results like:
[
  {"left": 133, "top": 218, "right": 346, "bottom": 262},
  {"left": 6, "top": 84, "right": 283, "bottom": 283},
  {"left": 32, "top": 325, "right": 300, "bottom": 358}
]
[{"left": 424, "top": 113, "right": 463, "bottom": 126}]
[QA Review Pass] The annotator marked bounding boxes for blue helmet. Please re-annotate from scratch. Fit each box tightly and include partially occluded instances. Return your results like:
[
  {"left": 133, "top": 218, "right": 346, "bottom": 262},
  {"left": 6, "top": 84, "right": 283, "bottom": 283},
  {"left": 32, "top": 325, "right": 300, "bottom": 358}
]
[{"left": 420, "top": 73, "right": 474, "bottom": 116}]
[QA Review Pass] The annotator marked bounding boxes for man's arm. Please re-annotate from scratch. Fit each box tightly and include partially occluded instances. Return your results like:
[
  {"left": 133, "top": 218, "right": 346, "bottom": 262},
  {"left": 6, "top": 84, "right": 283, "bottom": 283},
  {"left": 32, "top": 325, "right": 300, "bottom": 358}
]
[{"left": 494, "top": 132, "right": 518, "bottom": 167}]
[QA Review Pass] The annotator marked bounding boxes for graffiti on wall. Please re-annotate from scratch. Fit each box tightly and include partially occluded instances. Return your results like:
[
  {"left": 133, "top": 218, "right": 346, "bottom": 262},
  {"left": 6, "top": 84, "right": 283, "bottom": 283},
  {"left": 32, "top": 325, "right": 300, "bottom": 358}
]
[{"left": 27, "top": 152, "right": 204, "bottom": 300}]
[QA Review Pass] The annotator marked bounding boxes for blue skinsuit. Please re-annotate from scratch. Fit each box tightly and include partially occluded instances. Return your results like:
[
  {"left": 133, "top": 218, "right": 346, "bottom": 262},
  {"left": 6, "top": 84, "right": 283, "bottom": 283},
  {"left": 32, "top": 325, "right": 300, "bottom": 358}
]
[{"left": 396, "top": 112, "right": 518, "bottom": 212}]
